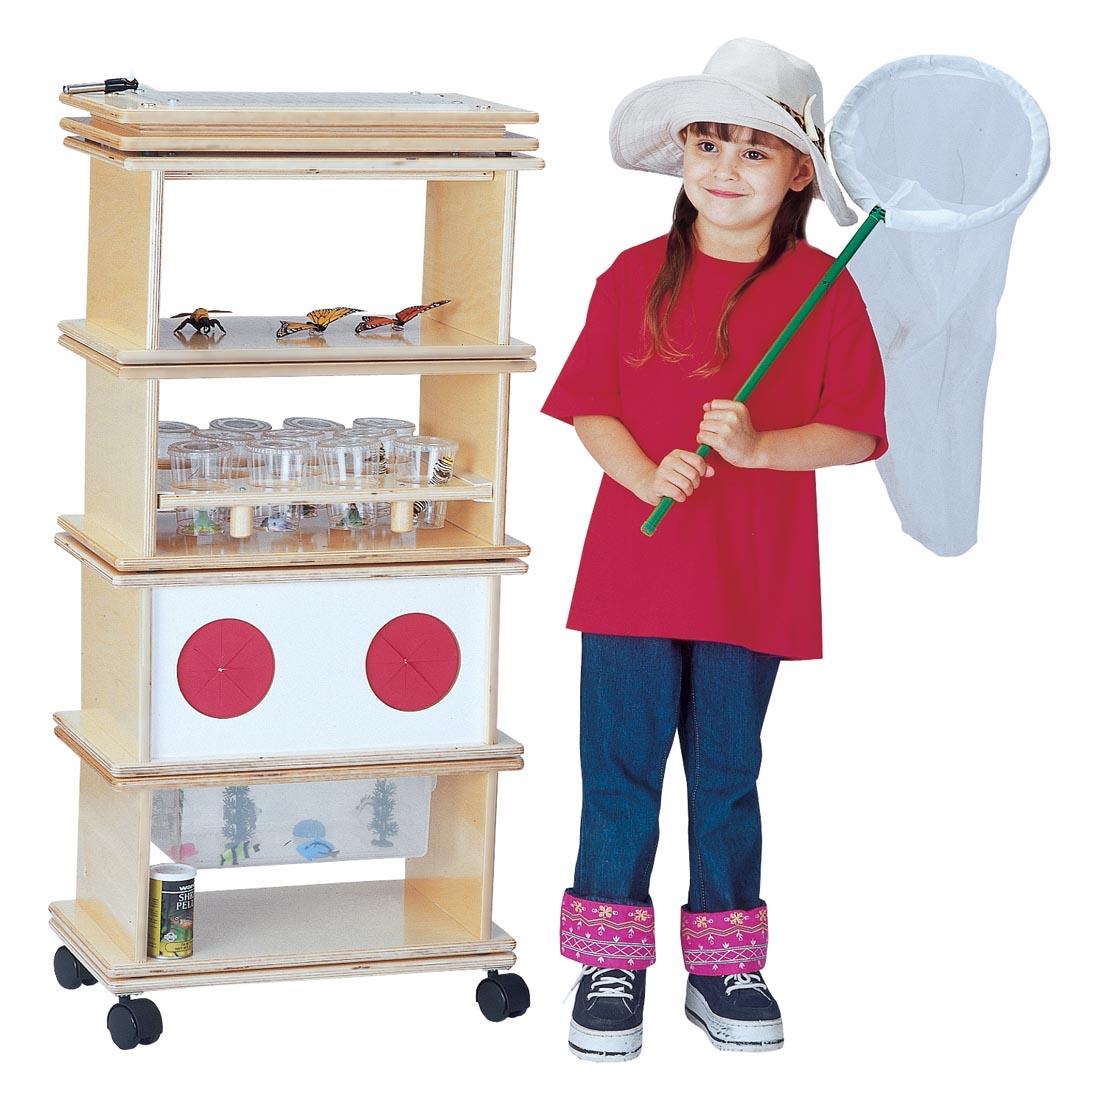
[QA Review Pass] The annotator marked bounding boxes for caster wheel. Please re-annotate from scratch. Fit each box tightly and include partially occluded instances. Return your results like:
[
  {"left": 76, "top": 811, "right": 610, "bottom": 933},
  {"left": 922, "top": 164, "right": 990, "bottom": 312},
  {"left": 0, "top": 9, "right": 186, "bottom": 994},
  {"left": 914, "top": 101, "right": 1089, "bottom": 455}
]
[
  {"left": 476, "top": 971, "right": 530, "bottom": 1021},
  {"left": 53, "top": 945, "right": 97, "bottom": 989},
  {"left": 107, "top": 998, "right": 163, "bottom": 1049}
]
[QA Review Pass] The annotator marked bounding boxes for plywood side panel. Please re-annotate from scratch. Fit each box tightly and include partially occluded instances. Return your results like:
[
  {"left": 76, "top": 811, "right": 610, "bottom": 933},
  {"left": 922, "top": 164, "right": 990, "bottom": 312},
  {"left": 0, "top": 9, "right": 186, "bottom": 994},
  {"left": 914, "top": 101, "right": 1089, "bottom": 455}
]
[
  {"left": 84, "top": 364, "right": 158, "bottom": 556},
  {"left": 86, "top": 158, "right": 162, "bottom": 347},
  {"left": 423, "top": 171, "right": 516, "bottom": 344},
  {"left": 406, "top": 771, "right": 497, "bottom": 939},
  {"left": 76, "top": 763, "right": 151, "bottom": 963},
  {"left": 419, "top": 372, "right": 507, "bottom": 543},
  {"left": 81, "top": 569, "right": 149, "bottom": 761}
]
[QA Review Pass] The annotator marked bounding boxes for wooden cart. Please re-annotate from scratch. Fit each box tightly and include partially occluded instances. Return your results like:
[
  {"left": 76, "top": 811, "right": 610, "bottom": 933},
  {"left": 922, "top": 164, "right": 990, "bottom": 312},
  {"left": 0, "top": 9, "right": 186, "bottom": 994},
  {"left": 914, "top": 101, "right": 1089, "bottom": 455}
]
[{"left": 49, "top": 84, "right": 541, "bottom": 1049}]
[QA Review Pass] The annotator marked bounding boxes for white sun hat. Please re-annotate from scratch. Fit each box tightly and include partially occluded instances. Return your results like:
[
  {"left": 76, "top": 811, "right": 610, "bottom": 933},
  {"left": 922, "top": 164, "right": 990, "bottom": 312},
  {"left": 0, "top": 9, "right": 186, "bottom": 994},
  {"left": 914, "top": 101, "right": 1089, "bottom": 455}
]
[{"left": 609, "top": 38, "right": 859, "bottom": 227}]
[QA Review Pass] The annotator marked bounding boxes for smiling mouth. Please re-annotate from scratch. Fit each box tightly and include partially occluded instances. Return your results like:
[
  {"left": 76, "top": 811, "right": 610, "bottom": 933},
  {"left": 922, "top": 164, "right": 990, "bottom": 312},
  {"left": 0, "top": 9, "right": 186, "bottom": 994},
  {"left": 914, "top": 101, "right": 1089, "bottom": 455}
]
[{"left": 707, "top": 189, "right": 747, "bottom": 197}]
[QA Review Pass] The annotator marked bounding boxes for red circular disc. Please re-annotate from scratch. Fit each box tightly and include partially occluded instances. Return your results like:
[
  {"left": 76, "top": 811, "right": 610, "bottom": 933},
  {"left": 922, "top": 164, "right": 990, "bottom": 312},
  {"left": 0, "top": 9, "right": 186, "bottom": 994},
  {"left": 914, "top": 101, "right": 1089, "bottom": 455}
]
[
  {"left": 176, "top": 618, "right": 275, "bottom": 719},
  {"left": 366, "top": 613, "right": 461, "bottom": 712}
]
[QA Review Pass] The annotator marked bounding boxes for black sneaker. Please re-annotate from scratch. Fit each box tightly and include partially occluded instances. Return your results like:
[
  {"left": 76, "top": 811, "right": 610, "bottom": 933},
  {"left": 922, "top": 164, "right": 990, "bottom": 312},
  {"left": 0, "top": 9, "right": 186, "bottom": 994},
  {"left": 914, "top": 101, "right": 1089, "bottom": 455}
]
[
  {"left": 568, "top": 966, "right": 645, "bottom": 1061},
  {"left": 685, "top": 971, "right": 784, "bottom": 1051}
]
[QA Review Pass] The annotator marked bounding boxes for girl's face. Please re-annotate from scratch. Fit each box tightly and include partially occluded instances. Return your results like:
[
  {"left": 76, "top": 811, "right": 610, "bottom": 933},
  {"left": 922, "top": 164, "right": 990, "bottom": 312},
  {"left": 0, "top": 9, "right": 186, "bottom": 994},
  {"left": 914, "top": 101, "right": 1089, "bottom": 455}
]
[{"left": 681, "top": 123, "right": 814, "bottom": 243}]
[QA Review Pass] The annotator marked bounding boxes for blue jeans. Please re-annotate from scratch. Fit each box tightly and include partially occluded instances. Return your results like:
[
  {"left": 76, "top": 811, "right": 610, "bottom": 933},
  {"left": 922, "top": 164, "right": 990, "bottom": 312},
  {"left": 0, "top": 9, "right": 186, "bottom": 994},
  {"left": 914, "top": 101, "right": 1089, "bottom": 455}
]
[{"left": 571, "top": 632, "right": 781, "bottom": 914}]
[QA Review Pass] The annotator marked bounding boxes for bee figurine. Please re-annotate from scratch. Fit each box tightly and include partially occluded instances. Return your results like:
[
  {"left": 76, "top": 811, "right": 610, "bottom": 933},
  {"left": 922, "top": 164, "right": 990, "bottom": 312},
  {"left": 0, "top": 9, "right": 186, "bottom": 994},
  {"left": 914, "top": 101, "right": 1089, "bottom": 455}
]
[
  {"left": 171, "top": 308, "right": 231, "bottom": 336},
  {"left": 276, "top": 307, "right": 362, "bottom": 339},
  {"left": 355, "top": 299, "right": 452, "bottom": 334}
]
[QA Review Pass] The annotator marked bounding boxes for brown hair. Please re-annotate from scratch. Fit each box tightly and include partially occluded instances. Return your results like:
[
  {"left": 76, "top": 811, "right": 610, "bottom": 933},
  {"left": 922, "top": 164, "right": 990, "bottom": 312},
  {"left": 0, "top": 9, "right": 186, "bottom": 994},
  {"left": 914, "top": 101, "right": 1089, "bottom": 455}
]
[{"left": 626, "top": 121, "right": 814, "bottom": 379}]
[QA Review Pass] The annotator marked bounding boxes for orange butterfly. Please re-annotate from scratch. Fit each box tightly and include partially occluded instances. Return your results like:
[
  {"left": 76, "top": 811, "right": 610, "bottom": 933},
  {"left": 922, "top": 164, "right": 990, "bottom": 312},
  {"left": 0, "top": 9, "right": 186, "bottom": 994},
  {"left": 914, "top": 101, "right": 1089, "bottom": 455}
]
[
  {"left": 355, "top": 299, "right": 452, "bottom": 334},
  {"left": 276, "top": 307, "right": 362, "bottom": 339}
]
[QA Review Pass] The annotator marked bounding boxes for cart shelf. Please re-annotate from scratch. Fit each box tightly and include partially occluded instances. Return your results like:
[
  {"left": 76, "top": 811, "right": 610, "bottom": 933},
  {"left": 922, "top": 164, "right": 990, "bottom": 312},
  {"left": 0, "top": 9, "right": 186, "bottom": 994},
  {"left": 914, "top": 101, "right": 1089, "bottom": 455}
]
[
  {"left": 57, "top": 514, "right": 531, "bottom": 572},
  {"left": 61, "top": 116, "right": 540, "bottom": 156},
  {"left": 55, "top": 709, "right": 525, "bottom": 788},
  {"left": 50, "top": 884, "right": 516, "bottom": 995},
  {"left": 55, "top": 530, "right": 528, "bottom": 585},
  {"left": 60, "top": 322, "right": 537, "bottom": 370},
  {"left": 64, "top": 136, "right": 544, "bottom": 179},
  {"left": 59, "top": 87, "right": 536, "bottom": 134}
]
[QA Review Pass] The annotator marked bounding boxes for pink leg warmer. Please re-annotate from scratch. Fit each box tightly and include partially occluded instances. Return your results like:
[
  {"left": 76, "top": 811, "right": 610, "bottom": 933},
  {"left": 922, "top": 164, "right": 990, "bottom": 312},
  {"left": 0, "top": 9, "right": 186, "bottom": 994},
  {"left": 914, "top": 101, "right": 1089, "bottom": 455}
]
[
  {"left": 680, "top": 904, "right": 769, "bottom": 975},
  {"left": 559, "top": 890, "right": 656, "bottom": 969}
]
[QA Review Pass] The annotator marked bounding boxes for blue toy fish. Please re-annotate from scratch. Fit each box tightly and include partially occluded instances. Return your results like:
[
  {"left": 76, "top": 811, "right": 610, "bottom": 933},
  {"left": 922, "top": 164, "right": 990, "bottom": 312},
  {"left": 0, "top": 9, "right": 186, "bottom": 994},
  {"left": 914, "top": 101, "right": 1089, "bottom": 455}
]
[{"left": 285, "top": 819, "right": 340, "bottom": 861}]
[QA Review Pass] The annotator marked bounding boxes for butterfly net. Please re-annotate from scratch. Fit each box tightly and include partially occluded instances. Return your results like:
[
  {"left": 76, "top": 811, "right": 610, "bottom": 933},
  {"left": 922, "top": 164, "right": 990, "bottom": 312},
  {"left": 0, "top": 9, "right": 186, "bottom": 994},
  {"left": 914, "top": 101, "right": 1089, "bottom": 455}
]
[{"left": 829, "top": 55, "right": 1049, "bottom": 555}]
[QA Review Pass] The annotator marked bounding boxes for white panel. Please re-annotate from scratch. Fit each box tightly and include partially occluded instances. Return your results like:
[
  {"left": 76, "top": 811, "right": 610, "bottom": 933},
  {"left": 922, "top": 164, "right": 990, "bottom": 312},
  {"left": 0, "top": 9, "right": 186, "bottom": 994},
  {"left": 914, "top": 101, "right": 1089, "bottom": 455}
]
[{"left": 151, "top": 576, "right": 491, "bottom": 761}]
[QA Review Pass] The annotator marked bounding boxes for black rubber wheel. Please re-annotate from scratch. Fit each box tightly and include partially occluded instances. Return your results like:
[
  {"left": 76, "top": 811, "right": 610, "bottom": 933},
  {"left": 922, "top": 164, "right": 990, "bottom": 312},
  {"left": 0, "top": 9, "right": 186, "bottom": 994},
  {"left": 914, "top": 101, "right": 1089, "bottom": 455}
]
[
  {"left": 107, "top": 998, "right": 163, "bottom": 1049},
  {"left": 53, "top": 945, "right": 97, "bottom": 989},
  {"left": 476, "top": 971, "right": 530, "bottom": 1021}
]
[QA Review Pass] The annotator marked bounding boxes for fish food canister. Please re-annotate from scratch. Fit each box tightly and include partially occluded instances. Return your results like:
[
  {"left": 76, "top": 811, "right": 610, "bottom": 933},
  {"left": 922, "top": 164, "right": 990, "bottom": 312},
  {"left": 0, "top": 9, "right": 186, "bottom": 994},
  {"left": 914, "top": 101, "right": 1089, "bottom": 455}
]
[{"left": 148, "top": 863, "right": 196, "bottom": 959}]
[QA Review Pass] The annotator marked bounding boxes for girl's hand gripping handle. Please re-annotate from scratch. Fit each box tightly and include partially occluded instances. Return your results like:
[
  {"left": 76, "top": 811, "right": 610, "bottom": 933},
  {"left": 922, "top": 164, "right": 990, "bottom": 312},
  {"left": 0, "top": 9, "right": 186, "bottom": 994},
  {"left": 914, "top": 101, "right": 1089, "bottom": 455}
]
[{"left": 642, "top": 442, "right": 712, "bottom": 536}]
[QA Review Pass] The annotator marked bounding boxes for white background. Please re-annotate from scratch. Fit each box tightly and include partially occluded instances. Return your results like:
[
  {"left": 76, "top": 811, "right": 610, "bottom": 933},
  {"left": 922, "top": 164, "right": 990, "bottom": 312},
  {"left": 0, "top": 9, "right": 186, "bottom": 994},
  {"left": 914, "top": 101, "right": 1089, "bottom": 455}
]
[{"left": 3, "top": 3, "right": 1094, "bottom": 1096}]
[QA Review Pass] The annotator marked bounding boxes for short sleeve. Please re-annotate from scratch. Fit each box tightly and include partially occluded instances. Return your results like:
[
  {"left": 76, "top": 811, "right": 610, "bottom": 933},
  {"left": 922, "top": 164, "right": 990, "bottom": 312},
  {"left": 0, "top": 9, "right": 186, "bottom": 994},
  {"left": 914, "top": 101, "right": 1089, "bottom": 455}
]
[
  {"left": 811, "top": 276, "right": 889, "bottom": 463},
  {"left": 540, "top": 266, "right": 622, "bottom": 425}
]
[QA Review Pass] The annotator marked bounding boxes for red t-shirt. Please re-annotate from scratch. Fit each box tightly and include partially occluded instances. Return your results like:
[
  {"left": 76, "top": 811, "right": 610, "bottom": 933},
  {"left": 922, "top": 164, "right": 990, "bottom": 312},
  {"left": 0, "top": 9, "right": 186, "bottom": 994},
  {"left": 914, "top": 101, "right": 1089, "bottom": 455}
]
[{"left": 540, "top": 235, "right": 888, "bottom": 660}]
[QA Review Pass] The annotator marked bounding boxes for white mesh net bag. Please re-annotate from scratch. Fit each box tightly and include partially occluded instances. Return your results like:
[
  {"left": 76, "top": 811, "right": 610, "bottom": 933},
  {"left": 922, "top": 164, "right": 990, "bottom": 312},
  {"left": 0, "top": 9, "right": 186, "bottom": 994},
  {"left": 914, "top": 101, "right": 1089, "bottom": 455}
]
[{"left": 830, "top": 55, "right": 1049, "bottom": 555}]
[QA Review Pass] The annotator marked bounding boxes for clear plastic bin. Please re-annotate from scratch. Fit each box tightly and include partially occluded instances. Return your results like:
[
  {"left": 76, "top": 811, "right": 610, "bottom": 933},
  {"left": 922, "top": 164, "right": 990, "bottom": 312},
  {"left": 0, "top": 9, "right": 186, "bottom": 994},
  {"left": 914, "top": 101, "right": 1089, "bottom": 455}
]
[{"left": 151, "top": 776, "right": 436, "bottom": 867}]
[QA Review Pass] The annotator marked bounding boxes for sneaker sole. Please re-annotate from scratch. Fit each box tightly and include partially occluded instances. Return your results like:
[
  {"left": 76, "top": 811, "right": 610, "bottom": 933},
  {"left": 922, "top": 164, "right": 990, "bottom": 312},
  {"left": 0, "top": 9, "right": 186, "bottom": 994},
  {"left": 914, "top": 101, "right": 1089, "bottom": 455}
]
[
  {"left": 684, "top": 983, "right": 784, "bottom": 1052},
  {"left": 568, "top": 1020, "right": 643, "bottom": 1062}
]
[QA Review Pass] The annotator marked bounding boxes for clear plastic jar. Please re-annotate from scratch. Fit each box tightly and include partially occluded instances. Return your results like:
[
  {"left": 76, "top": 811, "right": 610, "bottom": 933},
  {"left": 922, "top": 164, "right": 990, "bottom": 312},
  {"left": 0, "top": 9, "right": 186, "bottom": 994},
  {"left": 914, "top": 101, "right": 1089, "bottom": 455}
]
[
  {"left": 248, "top": 438, "right": 307, "bottom": 533},
  {"left": 319, "top": 433, "right": 392, "bottom": 530},
  {"left": 191, "top": 427, "right": 252, "bottom": 479},
  {"left": 261, "top": 428, "right": 327, "bottom": 479},
  {"left": 157, "top": 421, "right": 198, "bottom": 463},
  {"left": 168, "top": 439, "right": 231, "bottom": 535},
  {"left": 393, "top": 435, "right": 458, "bottom": 529}
]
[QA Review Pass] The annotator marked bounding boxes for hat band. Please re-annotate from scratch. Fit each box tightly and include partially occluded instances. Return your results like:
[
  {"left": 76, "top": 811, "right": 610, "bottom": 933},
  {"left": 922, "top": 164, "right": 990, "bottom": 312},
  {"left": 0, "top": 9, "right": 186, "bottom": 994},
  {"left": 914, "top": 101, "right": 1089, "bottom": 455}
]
[{"left": 766, "top": 96, "right": 827, "bottom": 160}]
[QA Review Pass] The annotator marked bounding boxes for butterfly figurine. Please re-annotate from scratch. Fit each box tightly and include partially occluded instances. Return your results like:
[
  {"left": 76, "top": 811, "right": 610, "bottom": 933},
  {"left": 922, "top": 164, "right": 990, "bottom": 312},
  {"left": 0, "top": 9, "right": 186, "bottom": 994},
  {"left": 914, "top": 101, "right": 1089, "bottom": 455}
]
[
  {"left": 171, "top": 308, "right": 231, "bottom": 336},
  {"left": 355, "top": 299, "right": 452, "bottom": 334},
  {"left": 276, "top": 307, "right": 363, "bottom": 339}
]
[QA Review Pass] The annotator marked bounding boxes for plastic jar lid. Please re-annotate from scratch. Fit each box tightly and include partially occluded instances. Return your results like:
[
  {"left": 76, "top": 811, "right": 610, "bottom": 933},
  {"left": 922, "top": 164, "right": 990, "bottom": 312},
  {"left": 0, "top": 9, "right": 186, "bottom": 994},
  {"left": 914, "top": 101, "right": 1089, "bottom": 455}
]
[
  {"left": 192, "top": 428, "right": 253, "bottom": 443},
  {"left": 395, "top": 434, "right": 458, "bottom": 449},
  {"left": 247, "top": 439, "right": 308, "bottom": 455},
  {"left": 262, "top": 428, "right": 326, "bottom": 443},
  {"left": 150, "top": 863, "right": 196, "bottom": 882},
  {"left": 337, "top": 428, "right": 399, "bottom": 440},
  {"left": 352, "top": 417, "right": 415, "bottom": 432},
  {"left": 283, "top": 417, "right": 345, "bottom": 434},
  {"left": 168, "top": 439, "right": 232, "bottom": 455},
  {"left": 209, "top": 417, "right": 272, "bottom": 434}
]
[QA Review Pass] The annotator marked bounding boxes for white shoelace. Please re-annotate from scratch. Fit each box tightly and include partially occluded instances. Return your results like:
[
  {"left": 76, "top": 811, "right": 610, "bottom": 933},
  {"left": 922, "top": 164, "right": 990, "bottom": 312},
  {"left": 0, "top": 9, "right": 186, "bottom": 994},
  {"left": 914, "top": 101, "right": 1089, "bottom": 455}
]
[
  {"left": 564, "top": 966, "right": 636, "bottom": 1004},
  {"left": 724, "top": 972, "right": 773, "bottom": 1002}
]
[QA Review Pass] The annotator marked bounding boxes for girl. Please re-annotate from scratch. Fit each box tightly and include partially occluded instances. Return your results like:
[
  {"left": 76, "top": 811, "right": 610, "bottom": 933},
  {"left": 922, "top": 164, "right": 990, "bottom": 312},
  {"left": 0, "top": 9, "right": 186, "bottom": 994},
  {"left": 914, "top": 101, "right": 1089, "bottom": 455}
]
[{"left": 541, "top": 38, "right": 888, "bottom": 1061}]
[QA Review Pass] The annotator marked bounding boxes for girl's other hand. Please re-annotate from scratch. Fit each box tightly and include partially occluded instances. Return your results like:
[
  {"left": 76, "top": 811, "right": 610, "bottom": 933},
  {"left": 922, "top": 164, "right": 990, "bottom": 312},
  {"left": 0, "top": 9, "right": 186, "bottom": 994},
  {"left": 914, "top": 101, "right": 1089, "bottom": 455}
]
[
  {"left": 698, "top": 399, "right": 762, "bottom": 467},
  {"left": 635, "top": 449, "right": 714, "bottom": 505}
]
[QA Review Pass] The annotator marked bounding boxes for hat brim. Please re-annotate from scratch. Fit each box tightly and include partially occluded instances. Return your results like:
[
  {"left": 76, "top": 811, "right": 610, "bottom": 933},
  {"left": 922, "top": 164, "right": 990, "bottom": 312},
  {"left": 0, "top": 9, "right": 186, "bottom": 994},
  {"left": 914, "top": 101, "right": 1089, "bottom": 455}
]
[{"left": 609, "top": 74, "right": 858, "bottom": 227}]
